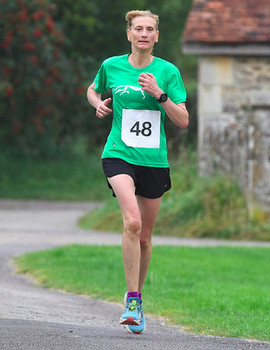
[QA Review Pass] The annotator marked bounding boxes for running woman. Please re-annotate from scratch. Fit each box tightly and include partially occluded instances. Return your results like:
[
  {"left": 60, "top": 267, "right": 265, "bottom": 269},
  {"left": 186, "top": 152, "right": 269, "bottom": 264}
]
[{"left": 87, "top": 10, "right": 189, "bottom": 334}]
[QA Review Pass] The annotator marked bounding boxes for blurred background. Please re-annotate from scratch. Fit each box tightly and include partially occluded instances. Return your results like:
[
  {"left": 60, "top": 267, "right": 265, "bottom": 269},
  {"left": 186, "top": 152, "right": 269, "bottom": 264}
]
[
  {"left": 1, "top": 0, "right": 270, "bottom": 241},
  {"left": 0, "top": 0, "right": 196, "bottom": 158}
]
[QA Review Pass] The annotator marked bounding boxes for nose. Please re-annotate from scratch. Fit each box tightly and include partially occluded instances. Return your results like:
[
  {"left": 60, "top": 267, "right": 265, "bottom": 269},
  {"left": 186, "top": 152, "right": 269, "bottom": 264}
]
[{"left": 141, "top": 29, "right": 148, "bottom": 37}]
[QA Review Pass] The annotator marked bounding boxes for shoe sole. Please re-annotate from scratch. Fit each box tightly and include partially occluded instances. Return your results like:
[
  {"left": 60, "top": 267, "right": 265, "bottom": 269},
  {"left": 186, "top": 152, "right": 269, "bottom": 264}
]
[
  {"left": 125, "top": 325, "right": 145, "bottom": 334},
  {"left": 119, "top": 316, "right": 140, "bottom": 326}
]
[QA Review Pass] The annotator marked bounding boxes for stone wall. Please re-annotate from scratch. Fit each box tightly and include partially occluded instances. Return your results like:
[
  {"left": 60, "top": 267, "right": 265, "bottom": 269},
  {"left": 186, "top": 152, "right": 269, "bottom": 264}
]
[{"left": 198, "top": 56, "right": 270, "bottom": 208}]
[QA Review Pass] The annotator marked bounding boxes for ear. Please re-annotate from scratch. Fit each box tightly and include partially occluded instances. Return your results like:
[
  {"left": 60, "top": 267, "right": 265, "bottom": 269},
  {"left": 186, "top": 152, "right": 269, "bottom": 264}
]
[
  {"left": 155, "top": 30, "right": 159, "bottom": 43},
  {"left": 127, "top": 29, "right": 131, "bottom": 42}
]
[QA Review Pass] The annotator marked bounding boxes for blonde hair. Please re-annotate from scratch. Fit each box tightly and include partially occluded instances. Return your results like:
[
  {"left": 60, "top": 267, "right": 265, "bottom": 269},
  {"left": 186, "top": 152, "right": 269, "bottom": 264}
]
[{"left": 125, "top": 10, "right": 159, "bottom": 30}]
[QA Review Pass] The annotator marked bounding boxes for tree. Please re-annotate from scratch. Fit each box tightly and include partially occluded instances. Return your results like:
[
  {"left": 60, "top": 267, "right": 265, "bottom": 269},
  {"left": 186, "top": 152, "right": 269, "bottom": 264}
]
[
  {"left": 50, "top": 0, "right": 194, "bottom": 67},
  {"left": 0, "top": 0, "right": 88, "bottom": 157}
]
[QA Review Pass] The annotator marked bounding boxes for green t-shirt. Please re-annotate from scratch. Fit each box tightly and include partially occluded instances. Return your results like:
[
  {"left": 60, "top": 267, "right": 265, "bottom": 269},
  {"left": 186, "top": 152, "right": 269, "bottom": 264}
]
[{"left": 94, "top": 54, "right": 186, "bottom": 167}]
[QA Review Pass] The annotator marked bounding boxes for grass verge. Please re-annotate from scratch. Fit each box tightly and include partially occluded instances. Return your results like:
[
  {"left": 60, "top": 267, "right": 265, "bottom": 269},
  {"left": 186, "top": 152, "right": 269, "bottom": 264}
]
[
  {"left": 79, "top": 152, "right": 270, "bottom": 241},
  {"left": 0, "top": 151, "right": 107, "bottom": 201},
  {"left": 15, "top": 245, "right": 270, "bottom": 341}
]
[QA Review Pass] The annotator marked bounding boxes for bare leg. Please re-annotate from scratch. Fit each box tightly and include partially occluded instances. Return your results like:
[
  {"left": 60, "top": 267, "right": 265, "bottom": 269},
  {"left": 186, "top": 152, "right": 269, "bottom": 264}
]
[
  {"left": 137, "top": 196, "right": 162, "bottom": 293},
  {"left": 108, "top": 175, "right": 162, "bottom": 295},
  {"left": 108, "top": 174, "right": 141, "bottom": 292}
]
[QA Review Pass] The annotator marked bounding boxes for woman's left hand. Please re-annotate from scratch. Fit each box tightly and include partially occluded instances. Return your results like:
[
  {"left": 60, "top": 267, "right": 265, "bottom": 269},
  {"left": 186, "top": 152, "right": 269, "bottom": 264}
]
[{"left": 138, "top": 73, "right": 163, "bottom": 99}]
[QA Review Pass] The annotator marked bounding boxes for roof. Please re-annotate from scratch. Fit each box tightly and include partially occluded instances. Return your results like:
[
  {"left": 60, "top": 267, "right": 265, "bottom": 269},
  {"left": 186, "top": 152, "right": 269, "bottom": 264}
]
[{"left": 183, "top": 0, "right": 270, "bottom": 44}]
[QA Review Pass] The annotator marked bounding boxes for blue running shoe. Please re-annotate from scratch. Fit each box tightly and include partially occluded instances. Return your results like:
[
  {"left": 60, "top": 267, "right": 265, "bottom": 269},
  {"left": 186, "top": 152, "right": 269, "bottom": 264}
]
[
  {"left": 123, "top": 293, "right": 146, "bottom": 334},
  {"left": 125, "top": 302, "right": 146, "bottom": 334},
  {"left": 119, "top": 297, "right": 141, "bottom": 326}
]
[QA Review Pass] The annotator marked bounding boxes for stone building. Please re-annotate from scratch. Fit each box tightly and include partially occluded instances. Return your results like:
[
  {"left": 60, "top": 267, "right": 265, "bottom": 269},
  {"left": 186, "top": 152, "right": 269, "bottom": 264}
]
[{"left": 182, "top": 0, "right": 270, "bottom": 209}]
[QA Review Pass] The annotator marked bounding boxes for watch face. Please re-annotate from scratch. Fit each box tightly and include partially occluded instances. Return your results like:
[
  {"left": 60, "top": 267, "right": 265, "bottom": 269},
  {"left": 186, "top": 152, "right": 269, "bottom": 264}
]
[{"left": 160, "top": 94, "right": 167, "bottom": 102}]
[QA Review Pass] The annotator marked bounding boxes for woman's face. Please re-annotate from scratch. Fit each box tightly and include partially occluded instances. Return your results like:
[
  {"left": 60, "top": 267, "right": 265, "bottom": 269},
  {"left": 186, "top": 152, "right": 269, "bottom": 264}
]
[{"left": 127, "top": 16, "right": 159, "bottom": 52}]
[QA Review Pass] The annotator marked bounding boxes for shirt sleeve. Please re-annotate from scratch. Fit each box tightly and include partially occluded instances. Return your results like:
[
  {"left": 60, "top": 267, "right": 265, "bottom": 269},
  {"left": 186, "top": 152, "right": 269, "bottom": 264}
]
[
  {"left": 94, "top": 61, "right": 108, "bottom": 93},
  {"left": 167, "top": 67, "right": 187, "bottom": 104}
]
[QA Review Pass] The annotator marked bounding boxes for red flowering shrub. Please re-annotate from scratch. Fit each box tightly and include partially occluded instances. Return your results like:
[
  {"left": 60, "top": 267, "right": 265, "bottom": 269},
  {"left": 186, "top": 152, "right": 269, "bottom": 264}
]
[{"left": 0, "top": 0, "right": 89, "bottom": 157}]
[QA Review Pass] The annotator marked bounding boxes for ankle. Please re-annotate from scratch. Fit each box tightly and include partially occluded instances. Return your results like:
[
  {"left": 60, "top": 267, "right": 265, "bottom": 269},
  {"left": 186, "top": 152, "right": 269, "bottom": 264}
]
[{"left": 127, "top": 291, "right": 140, "bottom": 300}]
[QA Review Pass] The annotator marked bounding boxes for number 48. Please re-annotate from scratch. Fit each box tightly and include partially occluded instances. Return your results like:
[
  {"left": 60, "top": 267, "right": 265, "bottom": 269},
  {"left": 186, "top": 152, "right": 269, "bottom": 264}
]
[{"left": 130, "top": 121, "right": 152, "bottom": 137}]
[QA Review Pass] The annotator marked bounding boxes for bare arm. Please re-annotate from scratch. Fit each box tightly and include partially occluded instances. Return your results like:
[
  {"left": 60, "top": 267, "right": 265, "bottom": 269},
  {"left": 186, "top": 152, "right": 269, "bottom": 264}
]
[
  {"left": 159, "top": 100, "right": 189, "bottom": 129},
  {"left": 87, "top": 82, "right": 112, "bottom": 119},
  {"left": 138, "top": 73, "right": 189, "bottom": 129}
]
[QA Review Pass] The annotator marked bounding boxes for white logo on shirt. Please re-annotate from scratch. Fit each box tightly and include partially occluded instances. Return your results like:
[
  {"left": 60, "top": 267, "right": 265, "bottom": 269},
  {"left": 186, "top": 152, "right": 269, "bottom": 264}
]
[{"left": 115, "top": 85, "right": 145, "bottom": 99}]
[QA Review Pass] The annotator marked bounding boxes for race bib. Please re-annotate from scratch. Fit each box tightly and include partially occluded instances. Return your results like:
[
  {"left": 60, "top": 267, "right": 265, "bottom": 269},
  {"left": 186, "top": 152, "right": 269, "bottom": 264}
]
[{"left": 121, "top": 109, "right": 161, "bottom": 148}]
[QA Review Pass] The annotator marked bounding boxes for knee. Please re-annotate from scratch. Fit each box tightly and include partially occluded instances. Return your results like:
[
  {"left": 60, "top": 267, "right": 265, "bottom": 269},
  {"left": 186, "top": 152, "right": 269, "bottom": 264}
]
[
  {"left": 140, "top": 235, "right": 152, "bottom": 248},
  {"left": 124, "top": 218, "right": 141, "bottom": 236}
]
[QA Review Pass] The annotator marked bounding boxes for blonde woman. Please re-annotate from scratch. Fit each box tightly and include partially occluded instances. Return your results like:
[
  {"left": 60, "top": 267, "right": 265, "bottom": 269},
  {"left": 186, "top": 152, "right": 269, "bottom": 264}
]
[{"left": 87, "top": 10, "right": 189, "bottom": 334}]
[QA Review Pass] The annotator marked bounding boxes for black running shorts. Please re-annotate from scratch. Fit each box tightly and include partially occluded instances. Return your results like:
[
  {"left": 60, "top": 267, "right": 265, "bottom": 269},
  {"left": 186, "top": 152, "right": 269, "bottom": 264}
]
[{"left": 102, "top": 158, "right": 171, "bottom": 199}]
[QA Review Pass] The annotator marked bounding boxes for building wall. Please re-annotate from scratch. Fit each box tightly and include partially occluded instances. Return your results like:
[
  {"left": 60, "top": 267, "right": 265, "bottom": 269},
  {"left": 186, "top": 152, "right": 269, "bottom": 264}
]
[{"left": 198, "top": 56, "right": 270, "bottom": 208}]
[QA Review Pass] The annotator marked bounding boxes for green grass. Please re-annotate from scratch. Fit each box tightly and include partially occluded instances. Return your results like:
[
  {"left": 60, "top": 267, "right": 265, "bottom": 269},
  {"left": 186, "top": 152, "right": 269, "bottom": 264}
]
[
  {"left": 0, "top": 151, "right": 108, "bottom": 201},
  {"left": 15, "top": 245, "right": 270, "bottom": 341},
  {"left": 79, "top": 153, "right": 270, "bottom": 241}
]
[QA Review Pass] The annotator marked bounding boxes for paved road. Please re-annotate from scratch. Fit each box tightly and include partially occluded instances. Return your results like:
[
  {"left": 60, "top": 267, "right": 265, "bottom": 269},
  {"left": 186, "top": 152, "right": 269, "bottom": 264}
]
[{"left": 0, "top": 199, "right": 269, "bottom": 350}]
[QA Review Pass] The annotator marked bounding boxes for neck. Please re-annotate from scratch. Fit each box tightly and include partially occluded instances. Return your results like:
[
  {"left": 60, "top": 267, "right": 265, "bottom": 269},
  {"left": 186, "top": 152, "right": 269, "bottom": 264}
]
[{"left": 129, "top": 52, "right": 154, "bottom": 68}]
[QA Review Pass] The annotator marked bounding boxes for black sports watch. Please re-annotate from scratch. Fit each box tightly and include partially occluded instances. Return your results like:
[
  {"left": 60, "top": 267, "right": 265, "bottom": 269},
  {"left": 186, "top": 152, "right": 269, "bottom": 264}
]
[{"left": 157, "top": 93, "right": 168, "bottom": 103}]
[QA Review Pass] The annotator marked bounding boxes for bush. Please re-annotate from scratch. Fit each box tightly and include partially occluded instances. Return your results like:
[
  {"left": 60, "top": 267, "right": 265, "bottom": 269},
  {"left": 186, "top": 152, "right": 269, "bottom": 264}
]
[{"left": 0, "top": 0, "right": 89, "bottom": 157}]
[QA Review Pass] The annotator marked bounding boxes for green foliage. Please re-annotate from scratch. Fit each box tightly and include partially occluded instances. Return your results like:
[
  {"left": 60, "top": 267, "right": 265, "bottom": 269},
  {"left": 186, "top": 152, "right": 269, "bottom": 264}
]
[
  {"left": 15, "top": 245, "right": 270, "bottom": 341},
  {"left": 0, "top": 0, "right": 89, "bottom": 157},
  {"left": 156, "top": 158, "right": 248, "bottom": 239},
  {"left": 50, "top": 0, "right": 194, "bottom": 65}
]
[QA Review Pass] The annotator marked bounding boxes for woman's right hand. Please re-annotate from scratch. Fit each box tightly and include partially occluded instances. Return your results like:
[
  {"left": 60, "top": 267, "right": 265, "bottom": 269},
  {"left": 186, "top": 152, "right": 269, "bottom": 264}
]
[{"left": 96, "top": 98, "right": 112, "bottom": 119}]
